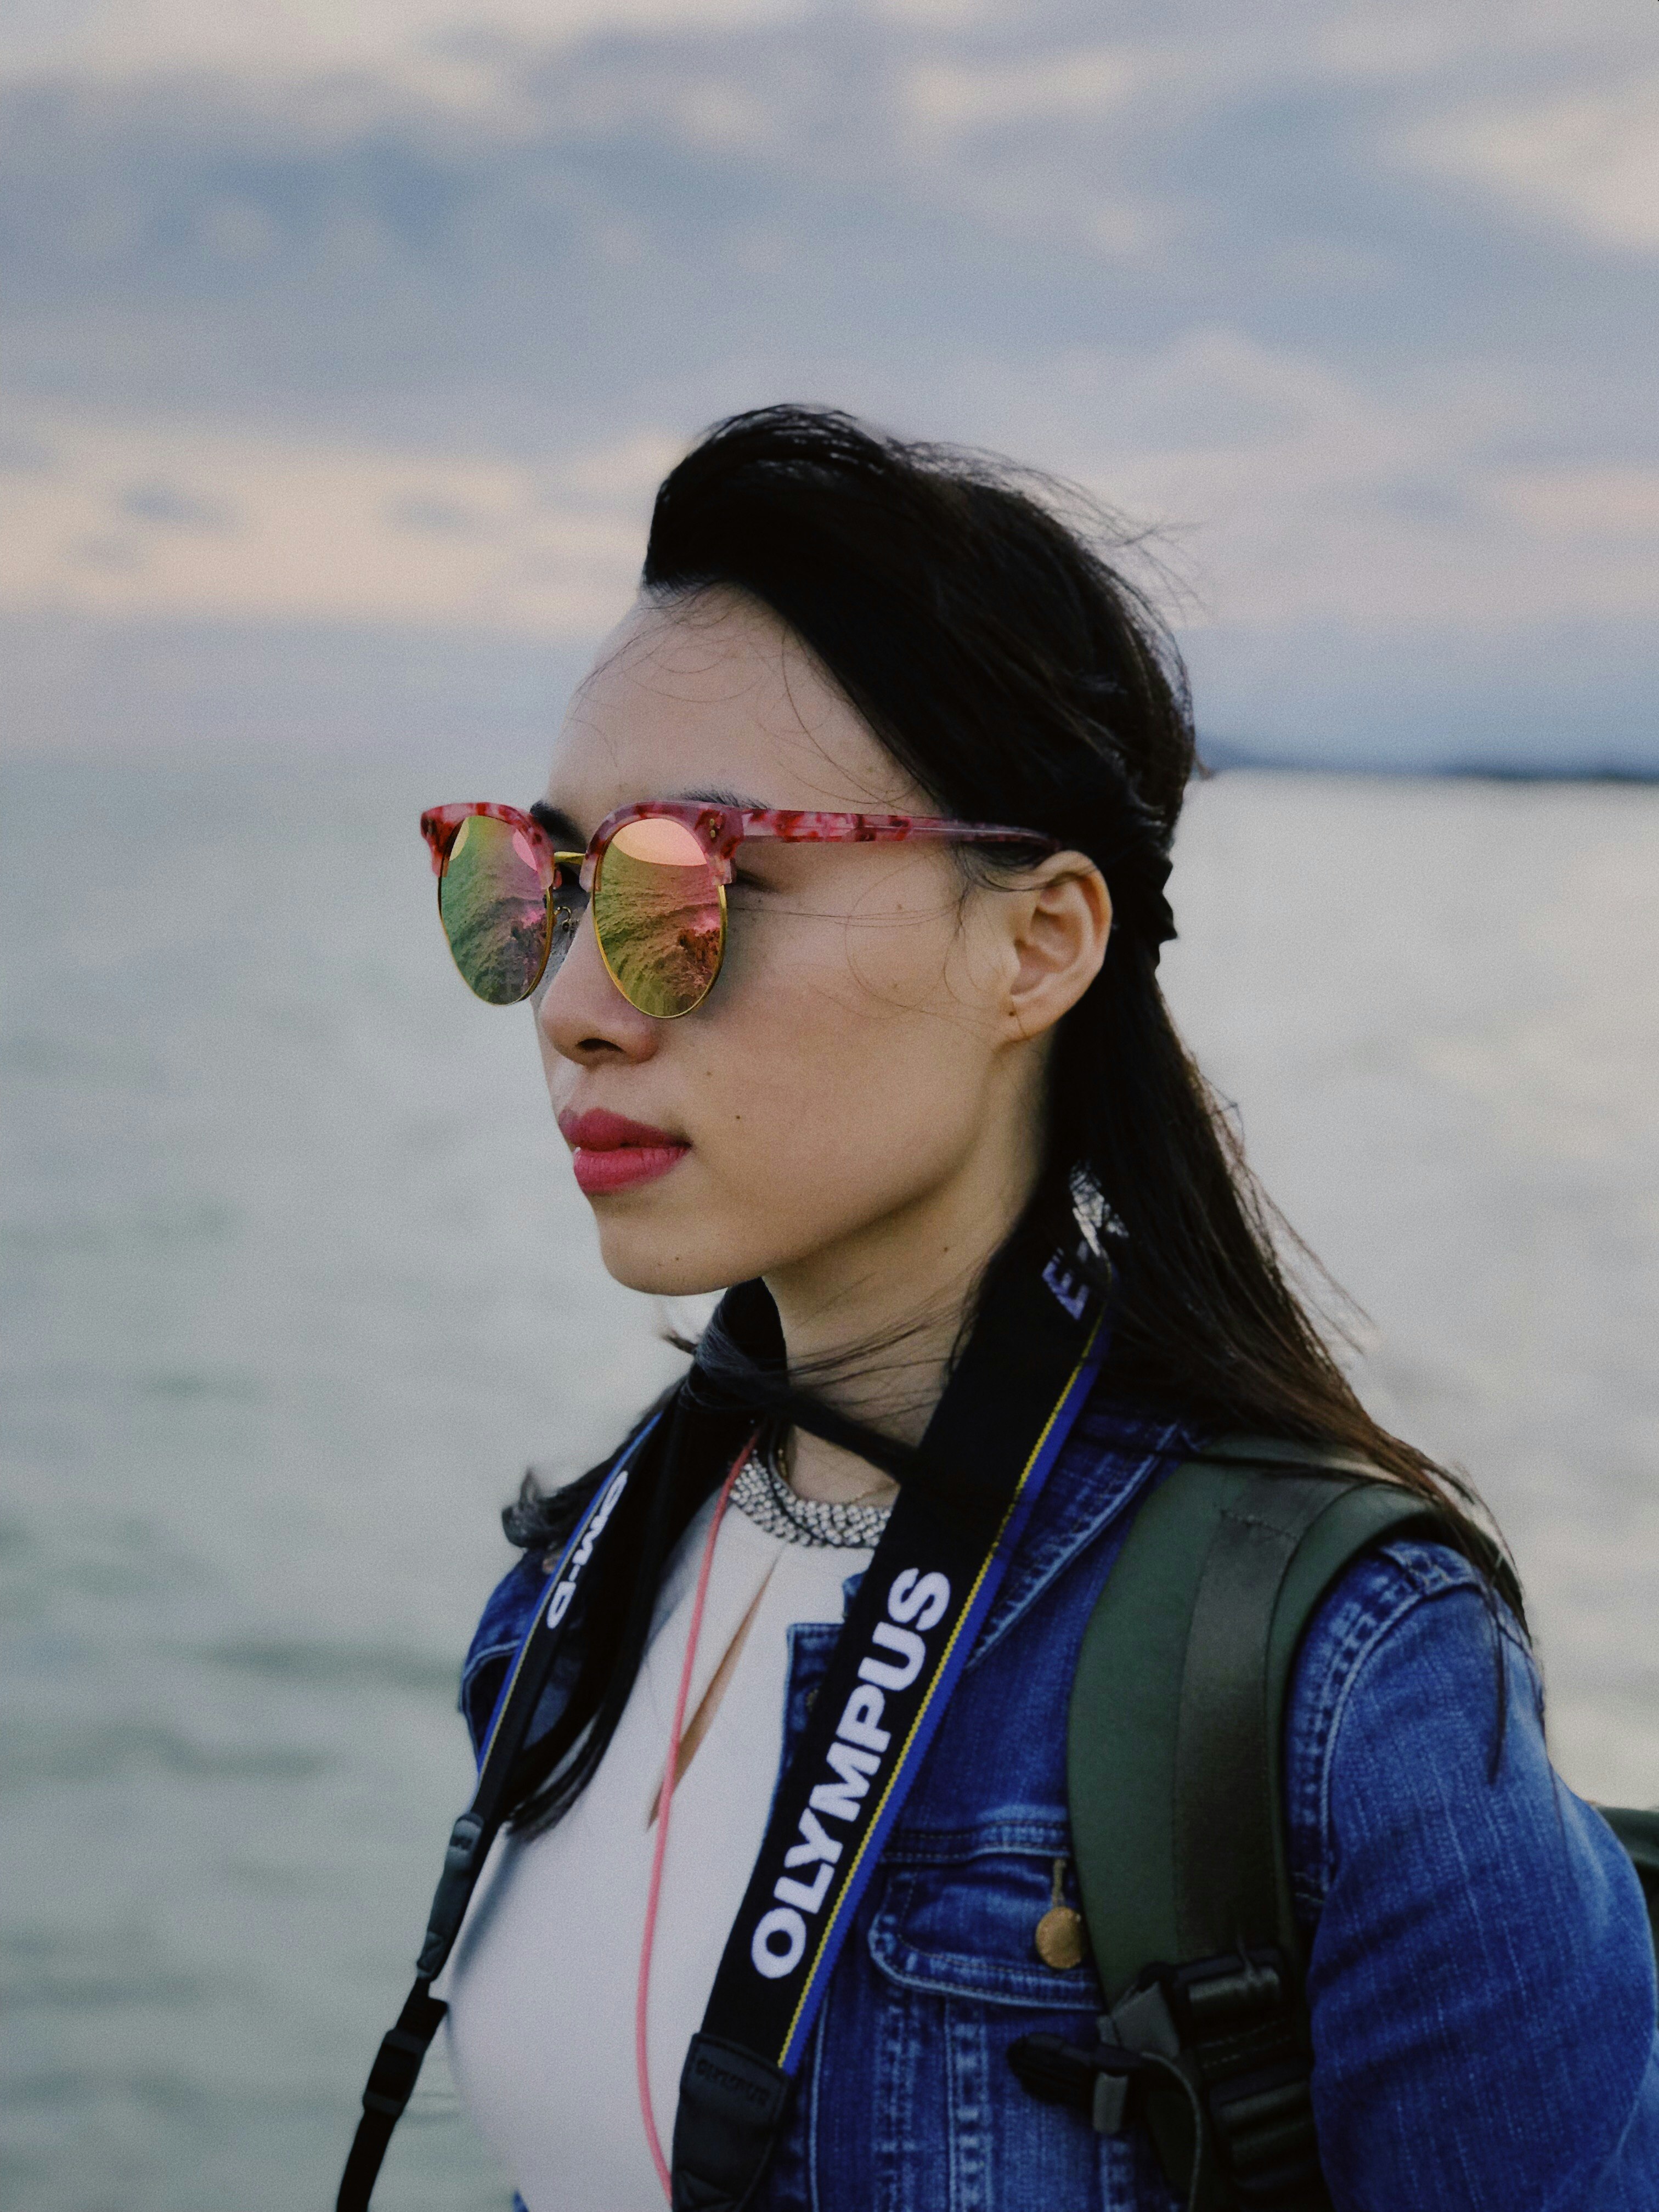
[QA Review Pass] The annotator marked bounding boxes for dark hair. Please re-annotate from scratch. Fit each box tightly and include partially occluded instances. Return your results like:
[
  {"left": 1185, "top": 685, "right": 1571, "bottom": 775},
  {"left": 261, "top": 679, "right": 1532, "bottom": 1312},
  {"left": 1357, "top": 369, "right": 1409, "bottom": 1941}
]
[{"left": 500, "top": 404, "right": 1510, "bottom": 1833}]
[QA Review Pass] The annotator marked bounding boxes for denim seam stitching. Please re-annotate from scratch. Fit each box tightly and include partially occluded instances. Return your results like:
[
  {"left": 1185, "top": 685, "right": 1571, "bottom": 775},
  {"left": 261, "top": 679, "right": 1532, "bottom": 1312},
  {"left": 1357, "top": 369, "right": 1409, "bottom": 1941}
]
[
  {"left": 1305, "top": 1569, "right": 1532, "bottom": 1914},
  {"left": 964, "top": 1422, "right": 1189, "bottom": 1674},
  {"left": 1288, "top": 1541, "right": 1520, "bottom": 1910}
]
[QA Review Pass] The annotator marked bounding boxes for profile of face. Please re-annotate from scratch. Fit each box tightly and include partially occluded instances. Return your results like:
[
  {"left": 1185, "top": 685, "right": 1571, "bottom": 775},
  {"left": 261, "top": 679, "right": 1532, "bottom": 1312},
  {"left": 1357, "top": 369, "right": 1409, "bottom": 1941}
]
[{"left": 534, "top": 588, "right": 1110, "bottom": 1334}]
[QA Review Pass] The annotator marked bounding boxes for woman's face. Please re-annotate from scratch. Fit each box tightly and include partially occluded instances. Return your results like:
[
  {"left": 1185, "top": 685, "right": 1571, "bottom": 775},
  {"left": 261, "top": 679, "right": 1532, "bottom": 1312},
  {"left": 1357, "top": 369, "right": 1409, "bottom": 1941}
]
[{"left": 534, "top": 589, "right": 1092, "bottom": 1310}]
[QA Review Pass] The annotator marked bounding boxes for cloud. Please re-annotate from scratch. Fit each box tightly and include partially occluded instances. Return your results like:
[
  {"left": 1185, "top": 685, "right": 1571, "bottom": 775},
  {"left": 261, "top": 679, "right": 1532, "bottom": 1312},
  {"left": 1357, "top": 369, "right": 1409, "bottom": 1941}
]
[
  {"left": 1489, "top": 467, "right": 1659, "bottom": 541},
  {"left": 932, "top": 329, "right": 1659, "bottom": 634},
  {"left": 0, "top": 425, "right": 57, "bottom": 470},
  {"left": 1396, "top": 75, "right": 1659, "bottom": 254},
  {"left": 383, "top": 490, "right": 488, "bottom": 533},
  {"left": 0, "top": 0, "right": 809, "bottom": 90},
  {"left": 0, "top": 0, "right": 1653, "bottom": 763},
  {"left": 902, "top": 44, "right": 1139, "bottom": 133},
  {"left": 119, "top": 478, "right": 236, "bottom": 528},
  {"left": 11, "top": 328, "right": 1652, "bottom": 652},
  {"left": 0, "top": 410, "right": 647, "bottom": 633}
]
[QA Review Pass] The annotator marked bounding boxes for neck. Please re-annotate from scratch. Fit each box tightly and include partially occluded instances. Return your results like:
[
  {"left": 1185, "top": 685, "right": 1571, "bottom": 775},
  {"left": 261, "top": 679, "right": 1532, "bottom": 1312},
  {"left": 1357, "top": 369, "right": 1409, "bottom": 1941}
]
[{"left": 764, "top": 1146, "right": 1040, "bottom": 1508}]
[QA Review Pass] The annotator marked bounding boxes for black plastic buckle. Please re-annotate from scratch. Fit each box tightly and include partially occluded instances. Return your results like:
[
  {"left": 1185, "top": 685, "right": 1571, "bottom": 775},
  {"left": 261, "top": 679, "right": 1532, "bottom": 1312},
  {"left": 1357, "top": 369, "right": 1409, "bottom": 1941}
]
[
  {"left": 1007, "top": 2031, "right": 1149, "bottom": 2134},
  {"left": 1008, "top": 2030, "right": 1148, "bottom": 2106},
  {"left": 1161, "top": 1946, "right": 1288, "bottom": 2040},
  {"left": 415, "top": 1813, "right": 487, "bottom": 1978},
  {"left": 1008, "top": 1950, "right": 1325, "bottom": 2201},
  {"left": 1149, "top": 1950, "right": 1323, "bottom": 2207}
]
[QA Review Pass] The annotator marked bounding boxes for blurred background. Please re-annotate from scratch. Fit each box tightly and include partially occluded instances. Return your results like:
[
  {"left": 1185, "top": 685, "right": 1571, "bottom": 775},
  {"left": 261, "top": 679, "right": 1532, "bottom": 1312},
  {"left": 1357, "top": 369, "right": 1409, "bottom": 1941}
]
[{"left": 2, "top": 2, "right": 1655, "bottom": 2207}]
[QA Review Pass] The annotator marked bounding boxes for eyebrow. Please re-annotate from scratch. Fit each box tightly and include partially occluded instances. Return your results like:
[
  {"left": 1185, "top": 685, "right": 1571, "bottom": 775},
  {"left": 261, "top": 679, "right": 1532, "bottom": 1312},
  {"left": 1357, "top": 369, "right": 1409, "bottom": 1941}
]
[
  {"left": 528, "top": 799, "right": 584, "bottom": 849},
  {"left": 529, "top": 789, "right": 769, "bottom": 848},
  {"left": 673, "top": 786, "right": 766, "bottom": 810}
]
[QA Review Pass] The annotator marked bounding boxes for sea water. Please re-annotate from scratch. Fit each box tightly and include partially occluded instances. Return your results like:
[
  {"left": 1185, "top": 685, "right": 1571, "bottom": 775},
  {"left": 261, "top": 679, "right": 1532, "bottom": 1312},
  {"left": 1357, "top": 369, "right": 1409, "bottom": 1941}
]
[{"left": 3, "top": 753, "right": 1656, "bottom": 2209}]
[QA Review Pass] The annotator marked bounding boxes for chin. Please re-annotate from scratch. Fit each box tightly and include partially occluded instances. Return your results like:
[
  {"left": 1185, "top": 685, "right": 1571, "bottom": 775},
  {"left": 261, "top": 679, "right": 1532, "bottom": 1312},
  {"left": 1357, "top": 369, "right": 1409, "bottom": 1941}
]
[{"left": 591, "top": 1218, "right": 740, "bottom": 1300}]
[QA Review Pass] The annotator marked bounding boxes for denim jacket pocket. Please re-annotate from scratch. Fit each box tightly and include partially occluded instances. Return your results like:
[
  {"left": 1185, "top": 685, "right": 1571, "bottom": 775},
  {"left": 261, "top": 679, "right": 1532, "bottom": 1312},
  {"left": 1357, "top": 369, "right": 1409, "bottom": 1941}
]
[
  {"left": 868, "top": 1822, "right": 1103, "bottom": 2010},
  {"left": 819, "top": 1827, "right": 1144, "bottom": 2212}
]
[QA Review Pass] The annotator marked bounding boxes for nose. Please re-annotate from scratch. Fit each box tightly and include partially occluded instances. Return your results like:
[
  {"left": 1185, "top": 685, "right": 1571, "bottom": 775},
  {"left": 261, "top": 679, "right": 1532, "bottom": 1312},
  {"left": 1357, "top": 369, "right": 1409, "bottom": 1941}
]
[{"left": 536, "top": 904, "right": 663, "bottom": 1066}]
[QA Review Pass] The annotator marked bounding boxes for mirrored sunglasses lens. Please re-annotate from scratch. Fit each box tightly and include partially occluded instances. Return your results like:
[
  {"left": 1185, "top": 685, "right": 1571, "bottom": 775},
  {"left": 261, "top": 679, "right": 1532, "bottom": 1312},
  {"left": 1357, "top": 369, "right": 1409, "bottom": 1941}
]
[
  {"left": 594, "top": 818, "right": 724, "bottom": 1017},
  {"left": 437, "top": 815, "right": 551, "bottom": 1005}
]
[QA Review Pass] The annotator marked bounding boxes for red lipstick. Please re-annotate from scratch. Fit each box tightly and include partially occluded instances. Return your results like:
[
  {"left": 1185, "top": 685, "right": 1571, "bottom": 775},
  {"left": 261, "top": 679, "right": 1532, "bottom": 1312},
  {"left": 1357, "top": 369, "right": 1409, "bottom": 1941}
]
[{"left": 558, "top": 1108, "right": 690, "bottom": 1197}]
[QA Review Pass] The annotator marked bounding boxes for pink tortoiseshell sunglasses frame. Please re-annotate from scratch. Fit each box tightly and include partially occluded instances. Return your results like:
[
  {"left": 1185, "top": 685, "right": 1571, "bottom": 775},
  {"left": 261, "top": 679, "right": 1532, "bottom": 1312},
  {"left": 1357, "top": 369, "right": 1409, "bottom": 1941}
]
[{"left": 420, "top": 799, "right": 1059, "bottom": 1017}]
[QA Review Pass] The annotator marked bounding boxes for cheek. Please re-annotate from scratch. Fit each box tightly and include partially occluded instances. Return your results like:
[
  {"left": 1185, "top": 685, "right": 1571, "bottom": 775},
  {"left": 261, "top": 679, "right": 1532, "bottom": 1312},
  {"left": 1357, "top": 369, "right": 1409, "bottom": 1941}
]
[
  {"left": 551, "top": 885, "right": 1016, "bottom": 1299},
  {"left": 695, "top": 905, "right": 999, "bottom": 1204}
]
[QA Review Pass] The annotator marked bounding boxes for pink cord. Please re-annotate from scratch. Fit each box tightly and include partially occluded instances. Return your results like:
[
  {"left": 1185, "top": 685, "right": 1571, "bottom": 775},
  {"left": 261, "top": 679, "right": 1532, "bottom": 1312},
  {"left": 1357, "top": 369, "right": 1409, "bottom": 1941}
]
[{"left": 636, "top": 1442, "right": 751, "bottom": 2202}]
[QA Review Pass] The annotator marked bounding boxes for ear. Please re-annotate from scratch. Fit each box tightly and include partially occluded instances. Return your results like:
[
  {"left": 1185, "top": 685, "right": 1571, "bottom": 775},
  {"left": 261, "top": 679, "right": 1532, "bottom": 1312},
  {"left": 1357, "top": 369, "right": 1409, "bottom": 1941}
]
[{"left": 1003, "top": 853, "right": 1112, "bottom": 1042}]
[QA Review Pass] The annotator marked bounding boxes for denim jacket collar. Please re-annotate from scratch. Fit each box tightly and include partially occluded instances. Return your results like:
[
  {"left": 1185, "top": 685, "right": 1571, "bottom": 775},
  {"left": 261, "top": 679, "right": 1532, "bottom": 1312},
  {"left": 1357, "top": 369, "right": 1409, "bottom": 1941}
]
[
  {"left": 460, "top": 1392, "right": 1198, "bottom": 1752},
  {"left": 964, "top": 1399, "right": 1196, "bottom": 1669}
]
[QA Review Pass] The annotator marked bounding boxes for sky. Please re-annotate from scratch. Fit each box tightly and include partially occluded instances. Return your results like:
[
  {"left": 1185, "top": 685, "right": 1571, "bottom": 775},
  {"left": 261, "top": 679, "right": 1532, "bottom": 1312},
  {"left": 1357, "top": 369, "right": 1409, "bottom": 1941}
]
[{"left": 2, "top": 0, "right": 1655, "bottom": 766}]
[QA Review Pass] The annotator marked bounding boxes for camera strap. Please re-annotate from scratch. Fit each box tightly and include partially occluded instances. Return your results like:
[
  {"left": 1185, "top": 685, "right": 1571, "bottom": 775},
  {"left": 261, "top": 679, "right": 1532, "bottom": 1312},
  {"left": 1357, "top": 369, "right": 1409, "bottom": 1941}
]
[
  {"left": 670, "top": 1252, "right": 1107, "bottom": 2210},
  {"left": 335, "top": 1416, "right": 661, "bottom": 2212},
  {"left": 337, "top": 1237, "right": 1107, "bottom": 2212}
]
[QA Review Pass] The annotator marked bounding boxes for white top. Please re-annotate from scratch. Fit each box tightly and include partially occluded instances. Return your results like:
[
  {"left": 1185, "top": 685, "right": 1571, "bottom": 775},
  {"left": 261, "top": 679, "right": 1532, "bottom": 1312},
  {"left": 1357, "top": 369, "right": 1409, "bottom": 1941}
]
[{"left": 441, "top": 1487, "right": 875, "bottom": 2212}]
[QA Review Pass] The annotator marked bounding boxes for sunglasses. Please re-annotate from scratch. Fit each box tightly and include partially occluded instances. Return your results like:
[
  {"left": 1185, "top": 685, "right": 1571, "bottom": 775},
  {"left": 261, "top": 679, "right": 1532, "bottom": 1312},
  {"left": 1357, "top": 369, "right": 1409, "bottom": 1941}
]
[{"left": 420, "top": 800, "right": 1059, "bottom": 1019}]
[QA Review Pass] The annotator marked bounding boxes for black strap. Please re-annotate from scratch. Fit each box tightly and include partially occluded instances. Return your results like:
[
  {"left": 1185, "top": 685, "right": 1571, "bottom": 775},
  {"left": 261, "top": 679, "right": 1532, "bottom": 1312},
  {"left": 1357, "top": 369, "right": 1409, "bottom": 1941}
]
[
  {"left": 335, "top": 1427, "right": 659, "bottom": 2212},
  {"left": 336, "top": 1236, "right": 1109, "bottom": 2212},
  {"left": 335, "top": 1980, "right": 449, "bottom": 2210},
  {"left": 672, "top": 1253, "right": 1108, "bottom": 2210}
]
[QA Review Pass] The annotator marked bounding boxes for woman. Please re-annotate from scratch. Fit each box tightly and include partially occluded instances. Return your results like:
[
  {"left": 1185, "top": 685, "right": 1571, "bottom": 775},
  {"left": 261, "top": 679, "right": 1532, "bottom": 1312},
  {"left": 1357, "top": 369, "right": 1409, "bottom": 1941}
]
[{"left": 406, "top": 408, "right": 1656, "bottom": 2210}]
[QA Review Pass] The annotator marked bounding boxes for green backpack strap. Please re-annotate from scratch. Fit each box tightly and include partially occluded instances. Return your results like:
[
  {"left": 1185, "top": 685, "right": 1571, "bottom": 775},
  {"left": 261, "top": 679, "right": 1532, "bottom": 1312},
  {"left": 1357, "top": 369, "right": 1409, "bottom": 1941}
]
[
  {"left": 1012, "top": 1438, "right": 1646, "bottom": 2211},
  {"left": 1070, "top": 1440, "right": 1449, "bottom": 1991},
  {"left": 1056, "top": 1438, "right": 1452, "bottom": 2210}
]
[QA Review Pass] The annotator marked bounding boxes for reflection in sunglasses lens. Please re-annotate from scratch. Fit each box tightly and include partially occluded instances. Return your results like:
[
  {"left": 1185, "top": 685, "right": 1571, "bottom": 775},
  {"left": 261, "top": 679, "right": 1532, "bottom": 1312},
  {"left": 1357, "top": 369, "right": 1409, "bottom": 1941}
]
[
  {"left": 438, "top": 814, "right": 552, "bottom": 1005},
  {"left": 594, "top": 818, "right": 725, "bottom": 1017}
]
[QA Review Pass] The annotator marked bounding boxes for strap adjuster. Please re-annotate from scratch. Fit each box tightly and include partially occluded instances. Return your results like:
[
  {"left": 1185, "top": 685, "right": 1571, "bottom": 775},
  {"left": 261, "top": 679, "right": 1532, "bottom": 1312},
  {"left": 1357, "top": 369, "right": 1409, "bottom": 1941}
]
[
  {"left": 1006, "top": 2030, "right": 1154, "bottom": 2136},
  {"left": 362, "top": 2028, "right": 427, "bottom": 2118},
  {"left": 1145, "top": 1950, "right": 1323, "bottom": 2207},
  {"left": 416, "top": 1814, "right": 488, "bottom": 1977},
  {"left": 1008, "top": 1948, "right": 1327, "bottom": 2207}
]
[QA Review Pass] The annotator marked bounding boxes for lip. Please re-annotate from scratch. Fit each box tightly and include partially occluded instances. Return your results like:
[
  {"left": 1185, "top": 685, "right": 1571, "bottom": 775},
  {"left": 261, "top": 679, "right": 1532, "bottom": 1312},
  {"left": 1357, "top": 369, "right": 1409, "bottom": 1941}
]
[{"left": 558, "top": 1107, "right": 690, "bottom": 1198}]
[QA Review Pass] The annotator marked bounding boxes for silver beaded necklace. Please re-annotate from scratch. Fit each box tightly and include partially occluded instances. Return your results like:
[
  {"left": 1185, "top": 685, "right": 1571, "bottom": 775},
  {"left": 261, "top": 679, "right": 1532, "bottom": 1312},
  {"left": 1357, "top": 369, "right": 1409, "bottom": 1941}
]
[{"left": 730, "top": 1434, "right": 892, "bottom": 1551}]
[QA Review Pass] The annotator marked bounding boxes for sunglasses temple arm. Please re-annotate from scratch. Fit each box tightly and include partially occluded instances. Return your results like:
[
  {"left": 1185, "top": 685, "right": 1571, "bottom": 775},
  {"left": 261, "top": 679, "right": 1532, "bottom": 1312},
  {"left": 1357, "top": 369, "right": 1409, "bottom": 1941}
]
[
  {"left": 734, "top": 817, "right": 1055, "bottom": 850},
  {"left": 880, "top": 820, "right": 1064, "bottom": 851}
]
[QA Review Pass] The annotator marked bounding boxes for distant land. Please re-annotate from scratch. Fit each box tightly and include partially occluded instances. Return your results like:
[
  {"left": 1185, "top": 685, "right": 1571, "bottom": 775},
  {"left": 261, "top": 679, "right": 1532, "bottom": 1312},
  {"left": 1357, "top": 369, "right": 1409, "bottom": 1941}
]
[{"left": 1198, "top": 735, "right": 1659, "bottom": 783}]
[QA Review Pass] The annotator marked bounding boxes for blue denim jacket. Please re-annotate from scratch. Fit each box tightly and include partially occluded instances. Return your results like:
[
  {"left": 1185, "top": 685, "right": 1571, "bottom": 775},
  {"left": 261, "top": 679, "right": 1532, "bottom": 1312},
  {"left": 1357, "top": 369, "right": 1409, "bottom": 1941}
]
[{"left": 460, "top": 1396, "right": 1659, "bottom": 2210}]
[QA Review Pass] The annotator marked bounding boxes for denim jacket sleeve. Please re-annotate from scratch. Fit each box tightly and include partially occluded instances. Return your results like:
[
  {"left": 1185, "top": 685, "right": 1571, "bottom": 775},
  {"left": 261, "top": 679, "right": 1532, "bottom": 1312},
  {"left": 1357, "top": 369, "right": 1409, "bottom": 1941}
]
[
  {"left": 458, "top": 1551, "right": 545, "bottom": 1757},
  {"left": 1286, "top": 1538, "right": 1659, "bottom": 2210}
]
